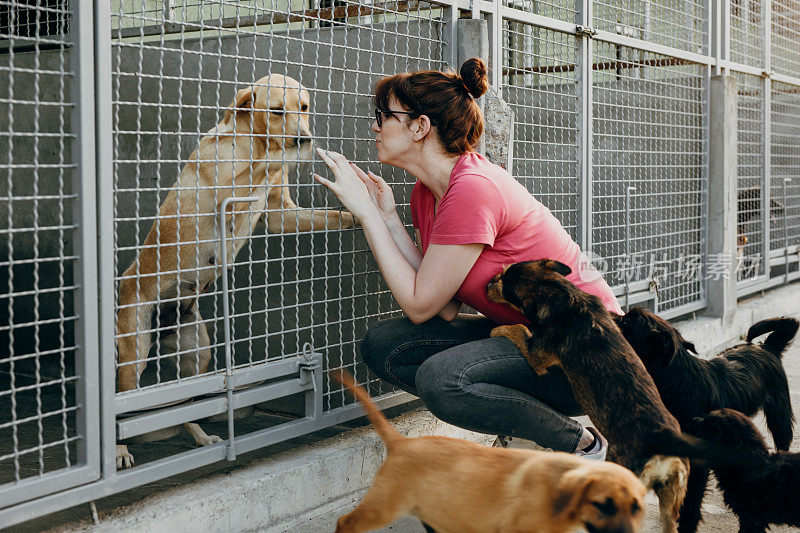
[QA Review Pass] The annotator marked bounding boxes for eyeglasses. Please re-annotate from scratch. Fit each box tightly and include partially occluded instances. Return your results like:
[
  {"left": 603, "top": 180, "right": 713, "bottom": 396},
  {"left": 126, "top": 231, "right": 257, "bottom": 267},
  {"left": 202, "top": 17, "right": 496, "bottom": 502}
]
[{"left": 374, "top": 108, "right": 416, "bottom": 128}]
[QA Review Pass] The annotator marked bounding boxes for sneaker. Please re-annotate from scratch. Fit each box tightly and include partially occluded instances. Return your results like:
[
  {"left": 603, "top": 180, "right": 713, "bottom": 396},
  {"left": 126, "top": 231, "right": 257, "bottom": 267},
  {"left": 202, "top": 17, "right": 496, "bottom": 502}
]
[
  {"left": 491, "top": 435, "right": 549, "bottom": 451},
  {"left": 574, "top": 427, "right": 607, "bottom": 461}
]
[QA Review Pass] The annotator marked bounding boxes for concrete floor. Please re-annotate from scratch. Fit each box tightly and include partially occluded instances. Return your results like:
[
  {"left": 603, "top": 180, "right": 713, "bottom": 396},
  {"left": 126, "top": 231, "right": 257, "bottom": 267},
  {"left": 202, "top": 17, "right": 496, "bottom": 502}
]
[{"left": 291, "top": 339, "right": 800, "bottom": 533}]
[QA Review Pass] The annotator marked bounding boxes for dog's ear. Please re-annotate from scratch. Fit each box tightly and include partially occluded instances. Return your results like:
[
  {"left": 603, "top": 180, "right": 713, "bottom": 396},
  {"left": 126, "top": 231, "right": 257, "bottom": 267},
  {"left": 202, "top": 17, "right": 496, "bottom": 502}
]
[
  {"left": 543, "top": 260, "right": 572, "bottom": 277},
  {"left": 552, "top": 472, "right": 594, "bottom": 521},
  {"left": 225, "top": 87, "right": 255, "bottom": 122},
  {"left": 681, "top": 338, "right": 698, "bottom": 354},
  {"left": 646, "top": 329, "right": 678, "bottom": 365}
]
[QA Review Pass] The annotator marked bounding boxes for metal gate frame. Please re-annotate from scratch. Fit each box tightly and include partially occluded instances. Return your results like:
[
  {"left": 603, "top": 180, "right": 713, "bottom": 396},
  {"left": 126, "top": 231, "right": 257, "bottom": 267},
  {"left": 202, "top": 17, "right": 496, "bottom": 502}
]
[
  {"left": 2, "top": 0, "right": 800, "bottom": 528},
  {"left": 0, "top": 0, "right": 101, "bottom": 518}
]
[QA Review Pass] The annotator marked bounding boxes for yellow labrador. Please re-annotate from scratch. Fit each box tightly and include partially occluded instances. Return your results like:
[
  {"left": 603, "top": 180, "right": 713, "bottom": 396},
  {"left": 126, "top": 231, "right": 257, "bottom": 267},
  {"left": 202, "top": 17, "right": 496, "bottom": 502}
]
[{"left": 115, "top": 74, "right": 354, "bottom": 468}]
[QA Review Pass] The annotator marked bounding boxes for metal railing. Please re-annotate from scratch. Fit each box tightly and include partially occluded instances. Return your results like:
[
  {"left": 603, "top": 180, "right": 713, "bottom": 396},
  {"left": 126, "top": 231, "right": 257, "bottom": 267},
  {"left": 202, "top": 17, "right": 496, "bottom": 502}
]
[{"left": 1, "top": 0, "right": 799, "bottom": 527}]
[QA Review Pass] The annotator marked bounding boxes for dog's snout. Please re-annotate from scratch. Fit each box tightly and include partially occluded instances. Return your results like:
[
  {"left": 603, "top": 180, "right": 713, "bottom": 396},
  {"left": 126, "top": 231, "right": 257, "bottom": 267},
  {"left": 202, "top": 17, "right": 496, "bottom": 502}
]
[{"left": 298, "top": 136, "right": 313, "bottom": 146}]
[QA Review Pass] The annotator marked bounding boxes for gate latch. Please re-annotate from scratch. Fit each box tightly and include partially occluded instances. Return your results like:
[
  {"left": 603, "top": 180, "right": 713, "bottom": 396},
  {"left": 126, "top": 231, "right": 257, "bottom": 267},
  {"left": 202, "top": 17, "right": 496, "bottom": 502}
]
[
  {"left": 576, "top": 25, "right": 597, "bottom": 37},
  {"left": 299, "top": 342, "right": 320, "bottom": 390}
]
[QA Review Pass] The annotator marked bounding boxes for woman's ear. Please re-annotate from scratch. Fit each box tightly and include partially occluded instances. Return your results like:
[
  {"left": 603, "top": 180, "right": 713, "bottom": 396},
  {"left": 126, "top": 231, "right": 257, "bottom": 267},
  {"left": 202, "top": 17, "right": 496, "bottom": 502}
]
[{"left": 412, "top": 115, "right": 432, "bottom": 141}]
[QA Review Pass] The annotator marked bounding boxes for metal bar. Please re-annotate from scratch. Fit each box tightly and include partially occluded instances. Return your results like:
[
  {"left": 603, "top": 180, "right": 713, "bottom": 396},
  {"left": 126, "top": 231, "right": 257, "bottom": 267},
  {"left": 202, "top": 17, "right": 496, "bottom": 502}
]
[
  {"left": 624, "top": 186, "right": 636, "bottom": 312},
  {"left": 498, "top": 6, "right": 576, "bottom": 35},
  {"left": 218, "top": 196, "right": 258, "bottom": 462},
  {"left": 114, "top": 357, "right": 305, "bottom": 413},
  {"left": 0, "top": 467, "right": 98, "bottom": 510},
  {"left": 74, "top": 0, "right": 101, "bottom": 481},
  {"left": 112, "top": 1, "right": 455, "bottom": 39},
  {"left": 117, "top": 377, "right": 311, "bottom": 440},
  {"left": 781, "top": 177, "right": 791, "bottom": 284},
  {"left": 577, "top": 0, "right": 591, "bottom": 251},
  {"left": 94, "top": 0, "right": 117, "bottom": 482},
  {"left": 0, "top": 391, "right": 415, "bottom": 529},
  {"left": 659, "top": 298, "right": 709, "bottom": 321},
  {"left": 763, "top": 74, "right": 772, "bottom": 286},
  {"left": 591, "top": 30, "right": 714, "bottom": 67},
  {"left": 771, "top": 73, "right": 800, "bottom": 87}
]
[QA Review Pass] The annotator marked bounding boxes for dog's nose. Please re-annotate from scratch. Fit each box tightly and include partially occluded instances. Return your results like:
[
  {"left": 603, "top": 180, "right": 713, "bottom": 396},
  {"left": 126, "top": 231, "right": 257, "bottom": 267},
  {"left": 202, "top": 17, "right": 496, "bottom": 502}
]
[{"left": 298, "top": 136, "right": 313, "bottom": 146}]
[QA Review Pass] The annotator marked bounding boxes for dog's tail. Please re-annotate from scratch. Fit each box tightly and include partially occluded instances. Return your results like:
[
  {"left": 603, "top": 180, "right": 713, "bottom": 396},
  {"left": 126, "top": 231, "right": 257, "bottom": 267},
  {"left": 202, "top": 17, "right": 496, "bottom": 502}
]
[
  {"left": 331, "top": 370, "right": 404, "bottom": 452},
  {"left": 648, "top": 429, "right": 759, "bottom": 469},
  {"left": 746, "top": 317, "right": 799, "bottom": 358}
]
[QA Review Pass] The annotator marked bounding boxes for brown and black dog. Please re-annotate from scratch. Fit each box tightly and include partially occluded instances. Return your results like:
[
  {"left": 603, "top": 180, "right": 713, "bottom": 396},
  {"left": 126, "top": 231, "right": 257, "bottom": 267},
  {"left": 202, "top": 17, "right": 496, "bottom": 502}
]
[
  {"left": 487, "top": 260, "right": 689, "bottom": 533},
  {"left": 333, "top": 370, "right": 647, "bottom": 533},
  {"left": 115, "top": 74, "right": 355, "bottom": 468}
]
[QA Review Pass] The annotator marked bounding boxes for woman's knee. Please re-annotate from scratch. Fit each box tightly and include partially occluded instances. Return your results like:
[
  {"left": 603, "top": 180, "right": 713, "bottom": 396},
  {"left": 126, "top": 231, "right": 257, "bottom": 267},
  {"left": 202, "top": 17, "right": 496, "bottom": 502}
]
[
  {"left": 415, "top": 355, "right": 464, "bottom": 422},
  {"left": 359, "top": 317, "right": 411, "bottom": 377}
]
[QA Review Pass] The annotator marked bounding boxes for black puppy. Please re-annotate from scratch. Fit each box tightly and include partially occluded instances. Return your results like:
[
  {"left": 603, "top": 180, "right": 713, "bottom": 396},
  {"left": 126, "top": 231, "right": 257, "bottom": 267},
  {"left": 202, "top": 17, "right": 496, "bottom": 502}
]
[
  {"left": 615, "top": 308, "right": 797, "bottom": 532},
  {"left": 666, "top": 408, "right": 800, "bottom": 533}
]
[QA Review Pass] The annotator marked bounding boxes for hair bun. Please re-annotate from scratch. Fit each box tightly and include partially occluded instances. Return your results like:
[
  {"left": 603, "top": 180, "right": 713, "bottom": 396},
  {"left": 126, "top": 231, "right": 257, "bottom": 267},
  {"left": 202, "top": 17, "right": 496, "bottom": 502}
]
[{"left": 459, "top": 57, "right": 489, "bottom": 99}]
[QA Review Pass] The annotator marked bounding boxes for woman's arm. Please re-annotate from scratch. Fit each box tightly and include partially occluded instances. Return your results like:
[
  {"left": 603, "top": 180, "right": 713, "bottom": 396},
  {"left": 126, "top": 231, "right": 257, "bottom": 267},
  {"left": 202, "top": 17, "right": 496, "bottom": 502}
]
[
  {"left": 314, "top": 149, "right": 479, "bottom": 323},
  {"left": 360, "top": 211, "right": 482, "bottom": 323},
  {"left": 413, "top": 229, "right": 462, "bottom": 321},
  {"left": 385, "top": 213, "right": 422, "bottom": 270}
]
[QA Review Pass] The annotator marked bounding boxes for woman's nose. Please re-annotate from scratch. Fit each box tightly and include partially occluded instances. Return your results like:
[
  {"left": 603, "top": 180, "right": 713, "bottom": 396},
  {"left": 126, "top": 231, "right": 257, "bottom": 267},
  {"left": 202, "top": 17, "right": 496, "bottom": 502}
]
[{"left": 371, "top": 120, "right": 379, "bottom": 132}]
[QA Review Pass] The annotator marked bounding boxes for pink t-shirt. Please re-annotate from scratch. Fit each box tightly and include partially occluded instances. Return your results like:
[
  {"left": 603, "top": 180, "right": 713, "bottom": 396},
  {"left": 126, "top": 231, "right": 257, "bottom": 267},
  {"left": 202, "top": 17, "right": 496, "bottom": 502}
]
[{"left": 411, "top": 152, "right": 623, "bottom": 325}]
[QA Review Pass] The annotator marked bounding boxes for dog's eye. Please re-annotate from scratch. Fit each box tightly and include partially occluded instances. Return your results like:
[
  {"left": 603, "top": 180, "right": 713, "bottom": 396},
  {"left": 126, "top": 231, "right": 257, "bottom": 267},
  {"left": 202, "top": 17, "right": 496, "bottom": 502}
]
[
  {"left": 591, "top": 498, "right": 617, "bottom": 517},
  {"left": 631, "top": 500, "right": 641, "bottom": 515}
]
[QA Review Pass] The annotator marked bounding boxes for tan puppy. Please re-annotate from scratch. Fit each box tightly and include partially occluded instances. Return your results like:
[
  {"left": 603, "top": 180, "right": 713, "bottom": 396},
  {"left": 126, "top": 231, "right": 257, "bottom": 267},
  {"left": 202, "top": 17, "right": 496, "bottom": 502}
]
[
  {"left": 334, "top": 371, "right": 647, "bottom": 533},
  {"left": 115, "top": 74, "right": 354, "bottom": 468}
]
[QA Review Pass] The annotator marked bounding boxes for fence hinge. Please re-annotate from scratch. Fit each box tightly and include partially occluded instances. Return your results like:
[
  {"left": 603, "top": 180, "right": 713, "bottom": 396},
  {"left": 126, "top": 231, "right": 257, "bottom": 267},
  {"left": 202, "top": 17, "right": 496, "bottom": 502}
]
[{"left": 576, "top": 25, "right": 597, "bottom": 37}]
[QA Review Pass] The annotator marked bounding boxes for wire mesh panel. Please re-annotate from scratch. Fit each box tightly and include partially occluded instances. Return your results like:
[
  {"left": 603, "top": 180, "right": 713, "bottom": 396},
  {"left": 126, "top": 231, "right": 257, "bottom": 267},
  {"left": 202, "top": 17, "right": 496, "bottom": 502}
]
[
  {"left": 770, "top": 80, "right": 800, "bottom": 271},
  {"left": 501, "top": 22, "right": 579, "bottom": 238},
  {"left": 591, "top": 42, "right": 707, "bottom": 313},
  {"left": 502, "top": 0, "right": 576, "bottom": 23},
  {"left": 0, "top": 0, "right": 101, "bottom": 508},
  {"left": 734, "top": 72, "right": 766, "bottom": 284},
  {"left": 730, "top": 0, "right": 763, "bottom": 68},
  {"left": 593, "top": 0, "right": 707, "bottom": 55},
  {"left": 772, "top": 0, "right": 800, "bottom": 78},
  {"left": 110, "top": 0, "right": 446, "bottom": 467}
]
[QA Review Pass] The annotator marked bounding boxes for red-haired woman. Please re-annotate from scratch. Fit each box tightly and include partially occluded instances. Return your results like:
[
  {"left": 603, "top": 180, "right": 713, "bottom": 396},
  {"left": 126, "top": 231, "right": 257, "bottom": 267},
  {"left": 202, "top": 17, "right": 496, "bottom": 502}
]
[{"left": 315, "top": 58, "right": 621, "bottom": 459}]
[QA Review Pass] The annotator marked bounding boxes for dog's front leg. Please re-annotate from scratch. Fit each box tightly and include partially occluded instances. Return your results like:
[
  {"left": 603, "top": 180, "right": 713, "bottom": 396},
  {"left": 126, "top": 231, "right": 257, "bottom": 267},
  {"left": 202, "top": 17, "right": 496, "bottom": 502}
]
[
  {"left": 266, "top": 185, "right": 355, "bottom": 232},
  {"left": 491, "top": 324, "right": 533, "bottom": 359},
  {"left": 184, "top": 422, "right": 223, "bottom": 447},
  {"left": 491, "top": 324, "right": 555, "bottom": 375}
]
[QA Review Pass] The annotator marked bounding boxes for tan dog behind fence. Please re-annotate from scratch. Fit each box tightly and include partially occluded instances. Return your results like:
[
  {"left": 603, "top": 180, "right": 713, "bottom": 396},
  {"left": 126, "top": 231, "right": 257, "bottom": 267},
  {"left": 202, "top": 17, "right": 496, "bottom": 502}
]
[
  {"left": 115, "top": 74, "right": 355, "bottom": 469},
  {"left": 333, "top": 370, "right": 647, "bottom": 533}
]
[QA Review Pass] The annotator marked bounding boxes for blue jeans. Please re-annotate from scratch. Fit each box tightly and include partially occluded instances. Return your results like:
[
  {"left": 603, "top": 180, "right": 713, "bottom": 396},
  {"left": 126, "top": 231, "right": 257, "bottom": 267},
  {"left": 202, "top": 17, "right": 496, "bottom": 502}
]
[{"left": 359, "top": 314, "right": 585, "bottom": 452}]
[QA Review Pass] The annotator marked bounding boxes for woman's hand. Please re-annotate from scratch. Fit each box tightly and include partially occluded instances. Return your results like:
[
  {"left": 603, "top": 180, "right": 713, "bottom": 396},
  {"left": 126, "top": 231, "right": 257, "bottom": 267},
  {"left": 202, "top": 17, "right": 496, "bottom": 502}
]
[
  {"left": 313, "top": 148, "right": 379, "bottom": 221},
  {"left": 349, "top": 164, "right": 397, "bottom": 221}
]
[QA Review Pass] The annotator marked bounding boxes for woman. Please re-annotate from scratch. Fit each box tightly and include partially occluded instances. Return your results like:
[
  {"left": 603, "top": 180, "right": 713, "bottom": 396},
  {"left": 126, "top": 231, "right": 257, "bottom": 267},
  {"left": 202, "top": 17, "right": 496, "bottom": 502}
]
[{"left": 314, "top": 58, "right": 622, "bottom": 459}]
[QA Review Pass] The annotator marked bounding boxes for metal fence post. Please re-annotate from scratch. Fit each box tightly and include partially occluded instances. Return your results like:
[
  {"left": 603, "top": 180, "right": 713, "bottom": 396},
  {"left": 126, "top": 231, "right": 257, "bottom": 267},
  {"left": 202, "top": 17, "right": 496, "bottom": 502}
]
[
  {"left": 706, "top": 75, "right": 738, "bottom": 323},
  {"left": 577, "top": 0, "right": 592, "bottom": 252}
]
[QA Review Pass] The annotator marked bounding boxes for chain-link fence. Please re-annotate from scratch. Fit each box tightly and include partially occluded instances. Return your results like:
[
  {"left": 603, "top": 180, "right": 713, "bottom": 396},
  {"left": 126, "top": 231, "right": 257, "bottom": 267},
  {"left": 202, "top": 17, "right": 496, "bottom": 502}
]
[{"left": 2, "top": 0, "right": 800, "bottom": 527}]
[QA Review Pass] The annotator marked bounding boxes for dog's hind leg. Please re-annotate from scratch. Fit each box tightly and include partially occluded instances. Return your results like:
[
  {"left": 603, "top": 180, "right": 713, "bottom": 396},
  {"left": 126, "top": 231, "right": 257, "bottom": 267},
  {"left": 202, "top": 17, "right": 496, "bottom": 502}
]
[
  {"left": 737, "top": 515, "right": 769, "bottom": 533},
  {"left": 642, "top": 456, "right": 689, "bottom": 533},
  {"left": 116, "top": 275, "right": 159, "bottom": 392},
  {"left": 335, "top": 470, "right": 412, "bottom": 533},
  {"left": 677, "top": 464, "right": 709, "bottom": 533},
  {"left": 763, "top": 380, "right": 794, "bottom": 451},
  {"left": 166, "top": 303, "right": 221, "bottom": 447}
]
